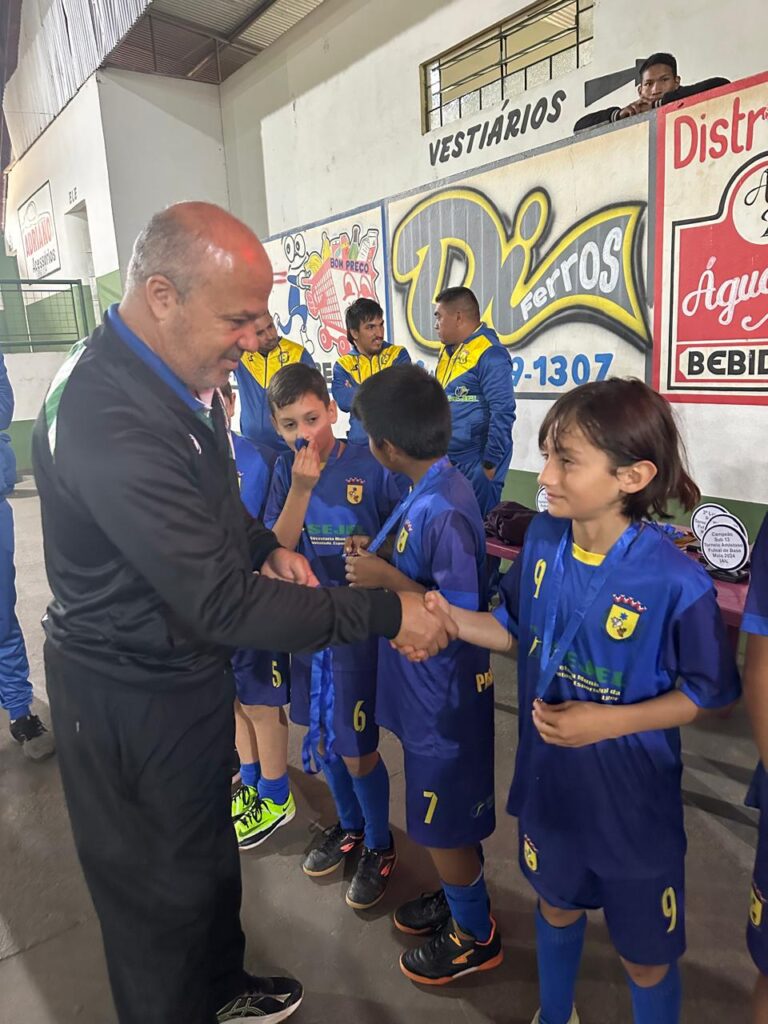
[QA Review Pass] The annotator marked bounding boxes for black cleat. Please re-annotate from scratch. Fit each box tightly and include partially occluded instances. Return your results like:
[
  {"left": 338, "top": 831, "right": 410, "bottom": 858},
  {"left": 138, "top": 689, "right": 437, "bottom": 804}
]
[
  {"left": 9, "top": 714, "right": 55, "bottom": 761},
  {"left": 302, "top": 822, "right": 364, "bottom": 877},
  {"left": 394, "top": 888, "right": 451, "bottom": 935},
  {"left": 345, "top": 838, "right": 397, "bottom": 909},
  {"left": 400, "top": 916, "right": 503, "bottom": 985},
  {"left": 217, "top": 974, "right": 303, "bottom": 1022}
]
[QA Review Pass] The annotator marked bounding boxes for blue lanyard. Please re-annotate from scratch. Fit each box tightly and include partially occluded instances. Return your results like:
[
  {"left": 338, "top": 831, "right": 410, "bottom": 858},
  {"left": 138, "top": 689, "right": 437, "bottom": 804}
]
[
  {"left": 298, "top": 438, "right": 344, "bottom": 773},
  {"left": 536, "top": 521, "right": 641, "bottom": 700},
  {"left": 368, "top": 456, "right": 451, "bottom": 554}
]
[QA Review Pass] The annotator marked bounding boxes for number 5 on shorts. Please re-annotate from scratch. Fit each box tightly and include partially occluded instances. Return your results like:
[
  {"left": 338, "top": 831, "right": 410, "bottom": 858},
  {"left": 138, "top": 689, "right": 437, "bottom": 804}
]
[
  {"left": 353, "top": 700, "right": 367, "bottom": 733},
  {"left": 423, "top": 790, "right": 438, "bottom": 824},
  {"left": 661, "top": 886, "right": 677, "bottom": 933}
]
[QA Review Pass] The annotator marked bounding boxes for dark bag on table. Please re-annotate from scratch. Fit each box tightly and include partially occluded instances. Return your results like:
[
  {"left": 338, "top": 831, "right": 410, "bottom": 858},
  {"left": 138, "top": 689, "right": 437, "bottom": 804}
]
[{"left": 484, "top": 501, "right": 537, "bottom": 547}]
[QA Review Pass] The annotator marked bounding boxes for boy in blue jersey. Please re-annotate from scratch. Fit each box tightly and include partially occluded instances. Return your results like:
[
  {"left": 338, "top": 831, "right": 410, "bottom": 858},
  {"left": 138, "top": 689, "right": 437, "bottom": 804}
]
[
  {"left": 434, "top": 286, "right": 515, "bottom": 516},
  {"left": 234, "top": 310, "right": 314, "bottom": 451},
  {"left": 743, "top": 514, "right": 768, "bottom": 1023},
  {"left": 332, "top": 298, "right": 410, "bottom": 445},
  {"left": 346, "top": 364, "right": 501, "bottom": 984},
  {"left": 219, "top": 383, "right": 295, "bottom": 850},
  {"left": 264, "top": 363, "right": 403, "bottom": 909},
  {"left": 425, "top": 378, "right": 741, "bottom": 1023}
]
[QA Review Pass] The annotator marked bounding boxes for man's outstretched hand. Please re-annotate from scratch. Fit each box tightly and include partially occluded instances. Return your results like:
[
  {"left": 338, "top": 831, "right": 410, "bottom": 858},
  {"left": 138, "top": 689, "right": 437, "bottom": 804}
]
[{"left": 391, "top": 590, "right": 458, "bottom": 662}]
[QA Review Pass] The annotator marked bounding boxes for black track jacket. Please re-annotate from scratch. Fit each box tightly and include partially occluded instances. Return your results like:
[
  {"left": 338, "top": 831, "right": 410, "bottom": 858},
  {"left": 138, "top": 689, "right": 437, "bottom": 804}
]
[{"left": 32, "top": 320, "right": 401, "bottom": 690}]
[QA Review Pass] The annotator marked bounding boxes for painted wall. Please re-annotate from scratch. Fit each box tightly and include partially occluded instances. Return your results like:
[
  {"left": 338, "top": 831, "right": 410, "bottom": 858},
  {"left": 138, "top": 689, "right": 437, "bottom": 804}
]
[
  {"left": 220, "top": 0, "right": 766, "bottom": 238},
  {"left": 4, "top": 75, "right": 118, "bottom": 284},
  {"left": 97, "top": 70, "right": 230, "bottom": 278},
  {"left": 3, "top": 352, "right": 68, "bottom": 473}
]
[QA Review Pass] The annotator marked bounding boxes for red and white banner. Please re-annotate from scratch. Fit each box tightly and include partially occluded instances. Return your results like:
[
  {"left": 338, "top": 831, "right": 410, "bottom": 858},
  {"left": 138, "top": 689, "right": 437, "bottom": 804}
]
[
  {"left": 17, "top": 181, "right": 61, "bottom": 281},
  {"left": 654, "top": 74, "right": 768, "bottom": 404}
]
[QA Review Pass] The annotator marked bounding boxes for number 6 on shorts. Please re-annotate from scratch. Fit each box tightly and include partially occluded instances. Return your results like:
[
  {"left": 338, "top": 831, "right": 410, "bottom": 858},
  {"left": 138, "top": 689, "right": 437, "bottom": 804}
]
[
  {"left": 423, "top": 790, "right": 438, "bottom": 824},
  {"left": 353, "top": 700, "right": 367, "bottom": 732}
]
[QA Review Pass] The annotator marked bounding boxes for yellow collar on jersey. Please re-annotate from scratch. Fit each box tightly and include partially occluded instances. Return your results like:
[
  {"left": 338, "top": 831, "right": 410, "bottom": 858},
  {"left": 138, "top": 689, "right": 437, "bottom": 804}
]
[
  {"left": 572, "top": 542, "right": 605, "bottom": 566},
  {"left": 337, "top": 345, "right": 404, "bottom": 384},
  {"left": 436, "top": 334, "right": 493, "bottom": 389},
  {"left": 240, "top": 339, "right": 305, "bottom": 387}
]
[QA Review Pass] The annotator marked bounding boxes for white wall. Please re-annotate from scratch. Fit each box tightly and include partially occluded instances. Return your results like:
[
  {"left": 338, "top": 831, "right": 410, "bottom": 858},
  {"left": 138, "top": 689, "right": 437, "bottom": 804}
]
[
  {"left": 97, "top": 70, "right": 230, "bottom": 277},
  {"left": 221, "top": 0, "right": 765, "bottom": 237},
  {"left": 4, "top": 75, "right": 119, "bottom": 281},
  {"left": 4, "top": 353, "right": 68, "bottom": 422}
]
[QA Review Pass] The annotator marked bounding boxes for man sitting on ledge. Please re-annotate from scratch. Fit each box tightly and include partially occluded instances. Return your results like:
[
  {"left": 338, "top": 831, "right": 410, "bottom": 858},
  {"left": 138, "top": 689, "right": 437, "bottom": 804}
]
[{"left": 574, "top": 51, "right": 729, "bottom": 132}]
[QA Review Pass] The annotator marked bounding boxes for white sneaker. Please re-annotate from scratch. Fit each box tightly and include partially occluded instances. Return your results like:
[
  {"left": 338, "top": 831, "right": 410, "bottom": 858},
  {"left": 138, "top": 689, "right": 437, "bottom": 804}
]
[{"left": 531, "top": 1009, "right": 580, "bottom": 1024}]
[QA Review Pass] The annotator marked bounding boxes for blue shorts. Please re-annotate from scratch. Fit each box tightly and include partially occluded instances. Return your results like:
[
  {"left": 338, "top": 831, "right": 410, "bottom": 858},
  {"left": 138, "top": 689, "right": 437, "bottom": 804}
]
[
  {"left": 290, "top": 642, "right": 379, "bottom": 758},
  {"left": 403, "top": 747, "right": 495, "bottom": 848},
  {"left": 450, "top": 453, "right": 509, "bottom": 517},
  {"left": 518, "top": 822, "right": 686, "bottom": 964},
  {"left": 747, "top": 766, "right": 768, "bottom": 973},
  {"left": 231, "top": 648, "right": 289, "bottom": 707}
]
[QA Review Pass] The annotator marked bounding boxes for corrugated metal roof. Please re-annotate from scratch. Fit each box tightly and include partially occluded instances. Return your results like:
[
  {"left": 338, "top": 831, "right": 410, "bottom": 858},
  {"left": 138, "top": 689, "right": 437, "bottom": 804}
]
[
  {"left": 239, "top": 0, "right": 325, "bottom": 49},
  {"left": 149, "top": 0, "right": 259, "bottom": 38},
  {"left": 103, "top": 0, "right": 328, "bottom": 84}
]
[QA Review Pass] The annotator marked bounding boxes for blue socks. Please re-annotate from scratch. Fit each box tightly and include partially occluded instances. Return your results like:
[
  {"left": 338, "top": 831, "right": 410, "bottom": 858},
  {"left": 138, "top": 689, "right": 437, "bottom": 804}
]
[
  {"left": 240, "top": 761, "right": 261, "bottom": 789},
  {"left": 443, "top": 873, "right": 492, "bottom": 942},
  {"left": 258, "top": 772, "right": 290, "bottom": 806},
  {"left": 349, "top": 756, "right": 391, "bottom": 850},
  {"left": 628, "top": 962, "right": 681, "bottom": 1024},
  {"left": 322, "top": 756, "right": 364, "bottom": 832},
  {"left": 535, "top": 905, "right": 586, "bottom": 1024}
]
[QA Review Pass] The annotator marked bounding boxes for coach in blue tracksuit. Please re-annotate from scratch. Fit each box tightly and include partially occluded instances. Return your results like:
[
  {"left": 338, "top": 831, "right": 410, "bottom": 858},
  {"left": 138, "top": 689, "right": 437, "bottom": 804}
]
[
  {"left": 0, "top": 351, "right": 54, "bottom": 760},
  {"left": 433, "top": 286, "right": 516, "bottom": 516}
]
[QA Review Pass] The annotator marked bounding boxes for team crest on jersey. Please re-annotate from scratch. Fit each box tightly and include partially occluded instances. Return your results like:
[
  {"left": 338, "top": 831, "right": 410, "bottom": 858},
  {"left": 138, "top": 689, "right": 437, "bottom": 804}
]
[
  {"left": 605, "top": 593, "right": 647, "bottom": 641},
  {"left": 346, "top": 477, "right": 364, "bottom": 504},
  {"left": 397, "top": 520, "right": 412, "bottom": 553},
  {"left": 751, "top": 883, "right": 765, "bottom": 928},
  {"left": 523, "top": 835, "right": 539, "bottom": 873}
]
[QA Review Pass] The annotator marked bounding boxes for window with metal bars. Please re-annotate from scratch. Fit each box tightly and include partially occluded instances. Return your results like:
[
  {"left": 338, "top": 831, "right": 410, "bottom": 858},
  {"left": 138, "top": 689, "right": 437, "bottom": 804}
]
[{"left": 422, "top": 0, "right": 594, "bottom": 133}]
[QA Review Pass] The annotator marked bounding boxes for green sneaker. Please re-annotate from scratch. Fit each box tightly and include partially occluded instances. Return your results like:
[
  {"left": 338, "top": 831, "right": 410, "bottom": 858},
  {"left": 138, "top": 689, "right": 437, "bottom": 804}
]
[
  {"left": 231, "top": 783, "right": 257, "bottom": 821},
  {"left": 236, "top": 792, "right": 296, "bottom": 850}
]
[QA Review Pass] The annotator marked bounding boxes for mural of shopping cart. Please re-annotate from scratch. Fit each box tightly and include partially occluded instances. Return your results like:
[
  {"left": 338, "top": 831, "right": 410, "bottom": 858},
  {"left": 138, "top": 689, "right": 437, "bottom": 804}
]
[{"left": 304, "top": 229, "right": 381, "bottom": 357}]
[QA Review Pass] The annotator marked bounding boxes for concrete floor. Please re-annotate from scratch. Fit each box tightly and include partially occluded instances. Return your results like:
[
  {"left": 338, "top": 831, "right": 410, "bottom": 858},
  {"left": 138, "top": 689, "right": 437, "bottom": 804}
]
[{"left": 0, "top": 476, "right": 758, "bottom": 1023}]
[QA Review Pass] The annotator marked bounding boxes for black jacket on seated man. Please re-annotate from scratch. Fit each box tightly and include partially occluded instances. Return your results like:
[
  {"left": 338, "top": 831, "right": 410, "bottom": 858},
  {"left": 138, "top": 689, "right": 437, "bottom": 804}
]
[{"left": 575, "top": 52, "right": 729, "bottom": 132}]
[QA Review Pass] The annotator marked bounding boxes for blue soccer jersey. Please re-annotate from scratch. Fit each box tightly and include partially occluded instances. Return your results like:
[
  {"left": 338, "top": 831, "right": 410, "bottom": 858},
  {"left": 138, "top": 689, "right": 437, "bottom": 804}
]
[
  {"left": 234, "top": 340, "right": 315, "bottom": 451},
  {"left": 375, "top": 460, "right": 495, "bottom": 846},
  {"left": 229, "top": 432, "right": 287, "bottom": 707},
  {"left": 231, "top": 432, "right": 276, "bottom": 520},
  {"left": 743, "top": 516, "right": 768, "bottom": 972},
  {"left": 264, "top": 442, "right": 403, "bottom": 757},
  {"left": 495, "top": 513, "right": 741, "bottom": 879}
]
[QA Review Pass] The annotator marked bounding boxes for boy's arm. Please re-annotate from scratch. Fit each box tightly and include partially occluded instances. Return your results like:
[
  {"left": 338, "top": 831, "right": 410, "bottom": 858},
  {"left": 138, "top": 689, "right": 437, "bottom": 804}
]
[
  {"left": 345, "top": 549, "right": 425, "bottom": 594},
  {"left": 745, "top": 634, "right": 768, "bottom": 768},
  {"left": 532, "top": 689, "right": 708, "bottom": 748},
  {"left": 264, "top": 442, "right": 320, "bottom": 550},
  {"left": 426, "top": 591, "right": 516, "bottom": 653},
  {"left": 332, "top": 361, "right": 356, "bottom": 413}
]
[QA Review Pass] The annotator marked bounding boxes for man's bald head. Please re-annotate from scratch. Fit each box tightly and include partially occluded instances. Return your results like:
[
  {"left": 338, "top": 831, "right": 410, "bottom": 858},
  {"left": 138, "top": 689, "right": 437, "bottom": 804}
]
[
  {"left": 119, "top": 202, "right": 274, "bottom": 392},
  {"left": 125, "top": 202, "right": 268, "bottom": 299}
]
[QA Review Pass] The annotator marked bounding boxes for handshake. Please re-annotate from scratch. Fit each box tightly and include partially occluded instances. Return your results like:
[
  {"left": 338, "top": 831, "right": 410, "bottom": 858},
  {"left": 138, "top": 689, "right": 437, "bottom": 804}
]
[{"left": 391, "top": 590, "right": 457, "bottom": 663}]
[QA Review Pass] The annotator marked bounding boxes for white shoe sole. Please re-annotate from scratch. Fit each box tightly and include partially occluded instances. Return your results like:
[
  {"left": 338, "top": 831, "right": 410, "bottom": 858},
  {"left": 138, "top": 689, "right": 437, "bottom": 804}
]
[{"left": 218, "top": 993, "right": 303, "bottom": 1023}]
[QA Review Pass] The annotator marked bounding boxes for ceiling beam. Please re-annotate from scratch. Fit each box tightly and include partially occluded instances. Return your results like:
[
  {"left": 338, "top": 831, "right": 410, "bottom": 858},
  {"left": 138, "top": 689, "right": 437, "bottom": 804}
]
[
  {"left": 146, "top": 10, "right": 262, "bottom": 58},
  {"left": 182, "top": 0, "right": 280, "bottom": 79}
]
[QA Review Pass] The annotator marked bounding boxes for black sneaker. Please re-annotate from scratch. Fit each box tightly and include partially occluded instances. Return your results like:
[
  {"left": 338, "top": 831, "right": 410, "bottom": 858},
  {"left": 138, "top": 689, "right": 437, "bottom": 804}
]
[
  {"left": 302, "top": 822, "right": 364, "bottom": 877},
  {"left": 394, "top": 889, "right": 451, "bottom": 935},
  {"left": 217, "top": 974, "right": 303, "bottom": 1022},
  {"left": 400, "top": 916, "right": 503, "bottom": 985},
  {"left": 345, "top": 838, "right": 397, "bottom": 909},
  {"left": 9, "top": 714, "right": 55, "bottom": 762}
]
